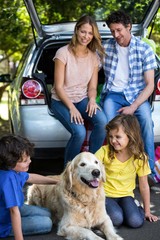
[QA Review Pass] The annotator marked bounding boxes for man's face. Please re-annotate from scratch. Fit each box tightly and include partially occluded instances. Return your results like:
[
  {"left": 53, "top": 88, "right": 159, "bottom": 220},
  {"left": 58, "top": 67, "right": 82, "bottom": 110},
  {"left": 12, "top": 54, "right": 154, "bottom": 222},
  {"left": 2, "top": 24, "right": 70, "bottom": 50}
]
[{"left": 109, "top": 23, "right": 131, "bottom": 47}]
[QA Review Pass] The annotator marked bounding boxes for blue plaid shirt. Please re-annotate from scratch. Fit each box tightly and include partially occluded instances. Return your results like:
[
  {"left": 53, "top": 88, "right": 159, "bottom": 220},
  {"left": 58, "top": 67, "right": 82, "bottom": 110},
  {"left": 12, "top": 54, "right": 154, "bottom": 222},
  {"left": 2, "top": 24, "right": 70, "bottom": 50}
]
[{"left": 102, "top": 35, "right": 157, "bottom": 104}]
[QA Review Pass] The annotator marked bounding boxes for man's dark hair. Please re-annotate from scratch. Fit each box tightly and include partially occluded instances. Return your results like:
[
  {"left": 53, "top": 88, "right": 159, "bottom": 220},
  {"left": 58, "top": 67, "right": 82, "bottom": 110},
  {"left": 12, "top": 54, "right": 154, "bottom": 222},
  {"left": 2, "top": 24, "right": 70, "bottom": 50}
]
[
  {"left": 0, "top": 134, "right": 34, "bottom": 170},
  {"left": 106, "top": 10, "right": 132, "bottom": 28}
]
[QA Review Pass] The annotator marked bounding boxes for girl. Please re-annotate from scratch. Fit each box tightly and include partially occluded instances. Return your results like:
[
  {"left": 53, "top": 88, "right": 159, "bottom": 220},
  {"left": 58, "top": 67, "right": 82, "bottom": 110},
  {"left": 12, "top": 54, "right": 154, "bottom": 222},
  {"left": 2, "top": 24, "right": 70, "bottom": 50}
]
[
  {"left": 0, "top": 135, "right": 58, "bottom": 239},
  {"left": 51, "top": 15, "right": 107, "bottom": 166},
  {"left": 95, "top": 114, "right": 158, "bottom": 228}
]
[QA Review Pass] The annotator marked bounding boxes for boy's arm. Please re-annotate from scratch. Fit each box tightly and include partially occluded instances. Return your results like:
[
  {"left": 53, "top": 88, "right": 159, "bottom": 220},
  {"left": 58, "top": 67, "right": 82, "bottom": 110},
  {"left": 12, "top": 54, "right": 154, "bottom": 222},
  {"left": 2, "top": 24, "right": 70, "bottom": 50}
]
[
  {"left": 27, "top": 173, "right": 59, "bottom": 184},
  {"left": 10, "top": 206, "right": 24, "bottom": 240}
]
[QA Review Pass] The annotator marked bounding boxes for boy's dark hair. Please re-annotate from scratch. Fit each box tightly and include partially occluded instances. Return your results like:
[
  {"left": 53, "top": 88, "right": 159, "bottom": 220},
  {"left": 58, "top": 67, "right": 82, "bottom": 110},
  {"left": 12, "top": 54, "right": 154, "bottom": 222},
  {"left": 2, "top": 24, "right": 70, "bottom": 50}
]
[
  {"left": 106, "top": 10, "right": 132, "bottom": 28},
  {"left": 0, "top": 134, "right": 34, "bottom": 170}
]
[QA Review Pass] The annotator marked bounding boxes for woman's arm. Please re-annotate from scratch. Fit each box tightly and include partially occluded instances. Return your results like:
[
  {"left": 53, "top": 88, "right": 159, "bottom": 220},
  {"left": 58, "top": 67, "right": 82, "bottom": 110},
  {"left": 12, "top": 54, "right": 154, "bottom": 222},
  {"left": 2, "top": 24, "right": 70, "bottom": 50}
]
[
  {"left": 138, "top": 175, "right": 158, "bottom": 222},
  {"left": 54, "top": 59, "right": 84, "bottom": 124},
  {"left": 86, "top": 66, "right": 101, "bottom": 117},
  {"left": 54, "top": 59, "right": 73, "bottom": 109},
  {"left": 10, "top": 206, "right": 24, "bottom": 240}
]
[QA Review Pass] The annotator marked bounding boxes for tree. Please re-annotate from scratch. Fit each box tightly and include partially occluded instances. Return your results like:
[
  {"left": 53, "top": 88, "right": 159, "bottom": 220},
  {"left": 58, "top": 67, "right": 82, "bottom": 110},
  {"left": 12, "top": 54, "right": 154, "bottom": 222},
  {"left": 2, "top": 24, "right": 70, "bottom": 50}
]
[{"left": 0, "top": 0, "right": 31, "bottom": 73}]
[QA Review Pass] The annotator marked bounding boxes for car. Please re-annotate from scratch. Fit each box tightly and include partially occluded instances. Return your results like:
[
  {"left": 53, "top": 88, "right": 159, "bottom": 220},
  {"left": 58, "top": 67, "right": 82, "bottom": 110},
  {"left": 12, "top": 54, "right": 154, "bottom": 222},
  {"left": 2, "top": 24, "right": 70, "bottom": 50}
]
[{"left": 0, "top": 0, "right": 160, "bottom": 173}]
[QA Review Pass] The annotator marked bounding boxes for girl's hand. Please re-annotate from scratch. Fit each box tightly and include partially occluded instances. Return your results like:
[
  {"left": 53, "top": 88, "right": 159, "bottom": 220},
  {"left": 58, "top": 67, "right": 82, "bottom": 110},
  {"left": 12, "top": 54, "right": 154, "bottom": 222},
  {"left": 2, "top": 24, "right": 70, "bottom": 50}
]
[
  {"left": 70, "top": 106, "right": 84, "bottom": 124},
  {"left": 86, "top": 99, "right": 101, "bottom": 117},
  {"left": 145, "top": 213, "right": 158, "bottom": 222}
]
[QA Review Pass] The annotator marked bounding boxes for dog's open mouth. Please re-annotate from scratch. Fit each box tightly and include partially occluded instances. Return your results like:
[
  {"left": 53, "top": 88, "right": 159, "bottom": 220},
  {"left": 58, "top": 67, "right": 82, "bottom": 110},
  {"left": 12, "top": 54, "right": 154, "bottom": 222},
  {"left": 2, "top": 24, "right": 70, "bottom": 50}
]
[{"left": 81, "top": 177, "right": 99, "bottom": 188}]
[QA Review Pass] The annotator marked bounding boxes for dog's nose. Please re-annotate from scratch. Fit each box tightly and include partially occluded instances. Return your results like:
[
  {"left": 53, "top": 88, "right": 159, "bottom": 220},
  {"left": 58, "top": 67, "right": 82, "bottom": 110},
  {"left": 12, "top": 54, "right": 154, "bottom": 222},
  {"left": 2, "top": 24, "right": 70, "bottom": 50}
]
[{"left": 92, "top": 169, "right": 100, "bottom": 177}]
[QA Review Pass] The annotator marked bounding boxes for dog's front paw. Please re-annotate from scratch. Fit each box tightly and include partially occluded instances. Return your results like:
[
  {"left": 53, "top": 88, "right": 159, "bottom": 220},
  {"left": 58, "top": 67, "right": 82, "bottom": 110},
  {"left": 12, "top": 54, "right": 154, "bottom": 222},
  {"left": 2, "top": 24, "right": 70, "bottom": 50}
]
[
  {"left": 107, "top": 234, "right": 123, "bottom": 240},
  {"left": 114, "top": 235, "right": 123, "bottom": 240}
]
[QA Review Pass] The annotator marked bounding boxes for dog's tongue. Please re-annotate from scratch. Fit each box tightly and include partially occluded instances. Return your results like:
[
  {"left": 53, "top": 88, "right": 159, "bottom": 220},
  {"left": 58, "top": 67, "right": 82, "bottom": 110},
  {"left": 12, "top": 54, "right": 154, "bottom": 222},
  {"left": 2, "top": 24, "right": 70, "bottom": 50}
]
[{"left": 90, "top": 179, "right": 99, "bottom": 188}]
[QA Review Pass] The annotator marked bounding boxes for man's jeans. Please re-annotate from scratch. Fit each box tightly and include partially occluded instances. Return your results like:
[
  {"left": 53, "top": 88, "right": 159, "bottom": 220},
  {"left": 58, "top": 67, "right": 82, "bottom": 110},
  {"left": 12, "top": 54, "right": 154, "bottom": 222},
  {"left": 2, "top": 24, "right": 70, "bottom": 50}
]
[
  {"left": 103, "top": 91, "right": 155, "bottom": 175},
  {"left": 9, "top": 204, "right": 52, "bottom": 236},
  {"left": 51, "top": 98, "right": 107, "bottom": 166}
]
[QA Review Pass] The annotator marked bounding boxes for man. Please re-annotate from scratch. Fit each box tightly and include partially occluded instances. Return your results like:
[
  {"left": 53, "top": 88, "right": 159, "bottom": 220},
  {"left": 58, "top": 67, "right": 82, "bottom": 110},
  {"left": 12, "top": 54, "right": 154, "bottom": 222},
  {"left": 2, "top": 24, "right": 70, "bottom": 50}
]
[{"left": 101, "top": 10, "right": 157, "bottom": 182}]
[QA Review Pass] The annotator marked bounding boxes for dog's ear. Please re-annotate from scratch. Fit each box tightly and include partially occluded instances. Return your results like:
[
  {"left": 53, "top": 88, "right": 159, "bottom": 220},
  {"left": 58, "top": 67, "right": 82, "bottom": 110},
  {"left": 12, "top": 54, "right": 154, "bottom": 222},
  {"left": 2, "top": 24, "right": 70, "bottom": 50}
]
[{"left": 63, "top": 161, "right": 73, "bottom": 190}]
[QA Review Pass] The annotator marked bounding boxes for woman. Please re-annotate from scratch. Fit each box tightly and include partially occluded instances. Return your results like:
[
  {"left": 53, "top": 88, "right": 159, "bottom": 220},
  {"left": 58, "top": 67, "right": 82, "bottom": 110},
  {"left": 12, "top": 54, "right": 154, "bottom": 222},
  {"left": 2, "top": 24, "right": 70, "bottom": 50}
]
[{"left": 51, "top": 15, "right": 107, "bottom": 166}]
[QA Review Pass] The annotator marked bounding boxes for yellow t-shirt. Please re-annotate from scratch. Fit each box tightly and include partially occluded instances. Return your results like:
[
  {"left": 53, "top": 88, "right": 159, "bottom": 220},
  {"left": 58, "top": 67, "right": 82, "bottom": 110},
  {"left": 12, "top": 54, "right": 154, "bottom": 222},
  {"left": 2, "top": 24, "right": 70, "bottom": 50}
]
[{"left": 95, "top": 145, "right": 151, "bottom": 198}]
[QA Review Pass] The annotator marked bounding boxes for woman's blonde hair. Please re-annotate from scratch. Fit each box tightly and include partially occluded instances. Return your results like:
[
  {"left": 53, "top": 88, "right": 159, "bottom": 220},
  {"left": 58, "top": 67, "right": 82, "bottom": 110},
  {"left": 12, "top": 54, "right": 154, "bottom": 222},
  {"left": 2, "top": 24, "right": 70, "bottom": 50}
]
[
  {"left": 69, "top": 15, "right": 105, "bottom": 61},
  {"left": 106, "top": 114, "right": 147, "bottom": 164}
]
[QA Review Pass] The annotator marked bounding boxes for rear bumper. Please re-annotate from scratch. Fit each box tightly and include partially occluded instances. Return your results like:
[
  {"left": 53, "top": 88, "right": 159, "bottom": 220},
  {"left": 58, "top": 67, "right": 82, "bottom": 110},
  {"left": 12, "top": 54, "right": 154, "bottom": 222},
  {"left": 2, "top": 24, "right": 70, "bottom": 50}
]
[{"left": 11, "top": 105, "right": 70, "bottom": 148}]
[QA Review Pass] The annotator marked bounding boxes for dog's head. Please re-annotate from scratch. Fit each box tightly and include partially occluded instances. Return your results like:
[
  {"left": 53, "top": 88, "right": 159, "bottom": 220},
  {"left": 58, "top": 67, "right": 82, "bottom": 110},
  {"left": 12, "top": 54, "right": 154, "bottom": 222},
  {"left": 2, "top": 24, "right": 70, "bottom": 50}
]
[{"left": 63, "top": 152, "right": 106, "bottom": 190}]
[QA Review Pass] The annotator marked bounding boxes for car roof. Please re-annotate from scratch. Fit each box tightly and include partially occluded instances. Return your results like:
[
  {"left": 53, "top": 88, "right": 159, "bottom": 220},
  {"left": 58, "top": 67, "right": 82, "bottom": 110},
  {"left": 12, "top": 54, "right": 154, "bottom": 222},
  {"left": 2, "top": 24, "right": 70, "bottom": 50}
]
[{"left": 24, "top": 0, "right": 159, "bottom": 39}]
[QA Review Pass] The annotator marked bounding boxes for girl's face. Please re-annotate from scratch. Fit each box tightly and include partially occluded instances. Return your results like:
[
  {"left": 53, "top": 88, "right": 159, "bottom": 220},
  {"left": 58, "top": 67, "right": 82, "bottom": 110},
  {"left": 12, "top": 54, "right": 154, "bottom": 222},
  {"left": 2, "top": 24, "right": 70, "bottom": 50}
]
[
  {"left": 13, "top": 152, "right": 31, "bottom": 172},
  {"left": 77, "top": 23, "right": 94, "bottom": 46},
  {"left": 108, "top": 125, "right": 129, "bottom": 151}
]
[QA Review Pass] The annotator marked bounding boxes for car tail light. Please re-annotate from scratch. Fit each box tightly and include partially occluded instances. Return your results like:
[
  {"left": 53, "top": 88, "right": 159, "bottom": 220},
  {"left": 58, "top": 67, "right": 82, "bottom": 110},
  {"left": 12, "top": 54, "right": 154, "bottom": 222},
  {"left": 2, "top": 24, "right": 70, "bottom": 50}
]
[
  {"left": 155, "top": 78, "right": 160, "bottom": 101},
  {"left": 20, "top": 79, "right": 45, "bottom": 105}
]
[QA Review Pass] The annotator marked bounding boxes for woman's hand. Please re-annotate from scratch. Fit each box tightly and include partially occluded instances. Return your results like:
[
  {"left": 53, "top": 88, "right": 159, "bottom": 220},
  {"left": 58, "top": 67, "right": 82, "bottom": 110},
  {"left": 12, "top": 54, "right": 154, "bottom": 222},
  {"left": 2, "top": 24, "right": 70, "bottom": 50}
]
[
  {"left": 70, "top": 105, "right": 84, "bottom": 124},
  {"left": 86, "top": 99, "right": 101, "bottom": 117}
]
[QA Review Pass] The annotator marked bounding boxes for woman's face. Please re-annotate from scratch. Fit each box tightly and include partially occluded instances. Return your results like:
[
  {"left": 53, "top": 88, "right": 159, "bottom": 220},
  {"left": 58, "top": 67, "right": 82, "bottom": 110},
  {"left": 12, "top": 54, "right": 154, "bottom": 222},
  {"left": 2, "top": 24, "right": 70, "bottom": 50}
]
[{"left": 76, "top": 23, "right": 94, "bottom": 46}]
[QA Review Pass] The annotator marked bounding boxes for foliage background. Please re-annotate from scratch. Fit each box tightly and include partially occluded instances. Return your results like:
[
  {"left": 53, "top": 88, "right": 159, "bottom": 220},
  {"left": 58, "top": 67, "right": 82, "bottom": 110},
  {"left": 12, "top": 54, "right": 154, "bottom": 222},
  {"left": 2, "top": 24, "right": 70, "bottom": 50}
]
[{"left": 0, "top": 0, "right": 159, "bottom": 75}]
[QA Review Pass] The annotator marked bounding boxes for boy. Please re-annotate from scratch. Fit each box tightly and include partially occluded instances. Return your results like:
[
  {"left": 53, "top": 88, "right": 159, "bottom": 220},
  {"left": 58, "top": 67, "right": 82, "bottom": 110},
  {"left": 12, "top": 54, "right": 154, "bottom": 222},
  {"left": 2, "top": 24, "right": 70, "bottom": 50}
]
[{"left": 0, "top": 134, "right": 58, "bottom": 239}]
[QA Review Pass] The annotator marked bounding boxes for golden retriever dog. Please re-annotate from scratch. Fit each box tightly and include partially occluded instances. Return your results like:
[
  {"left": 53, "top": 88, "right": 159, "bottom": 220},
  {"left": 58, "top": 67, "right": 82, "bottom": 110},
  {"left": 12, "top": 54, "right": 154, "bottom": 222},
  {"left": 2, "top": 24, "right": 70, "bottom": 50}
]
[{"left": 27, "top": 152, "right": 123, "bottom": 240}]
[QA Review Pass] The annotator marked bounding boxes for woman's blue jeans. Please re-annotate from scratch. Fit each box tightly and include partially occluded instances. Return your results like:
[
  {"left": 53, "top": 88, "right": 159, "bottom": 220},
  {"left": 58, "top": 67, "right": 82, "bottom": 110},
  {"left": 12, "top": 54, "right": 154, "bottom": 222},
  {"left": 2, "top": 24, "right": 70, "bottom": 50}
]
[
  {"left": 9, "top": 204, "right": 52, "bottom": 236},
  {"left": 105, "top": 197, "right": 145, "bottom": 228},
  {"left": 103, "top": 91, "right": 155, "bottom": 175},
  {"left": 51, "top": 98, "right": 107, "bottom": 166}
]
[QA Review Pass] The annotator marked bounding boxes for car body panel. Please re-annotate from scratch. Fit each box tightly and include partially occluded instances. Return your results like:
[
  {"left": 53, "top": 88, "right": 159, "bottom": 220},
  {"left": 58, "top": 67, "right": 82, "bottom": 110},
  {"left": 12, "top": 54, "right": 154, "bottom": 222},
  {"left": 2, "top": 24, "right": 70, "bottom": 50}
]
[
  {"left": 153, "top": 102, "right": 160, "bottom": 143},
  {"left": 20, "top": 106, "right": 70, "bottom": 147}
]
